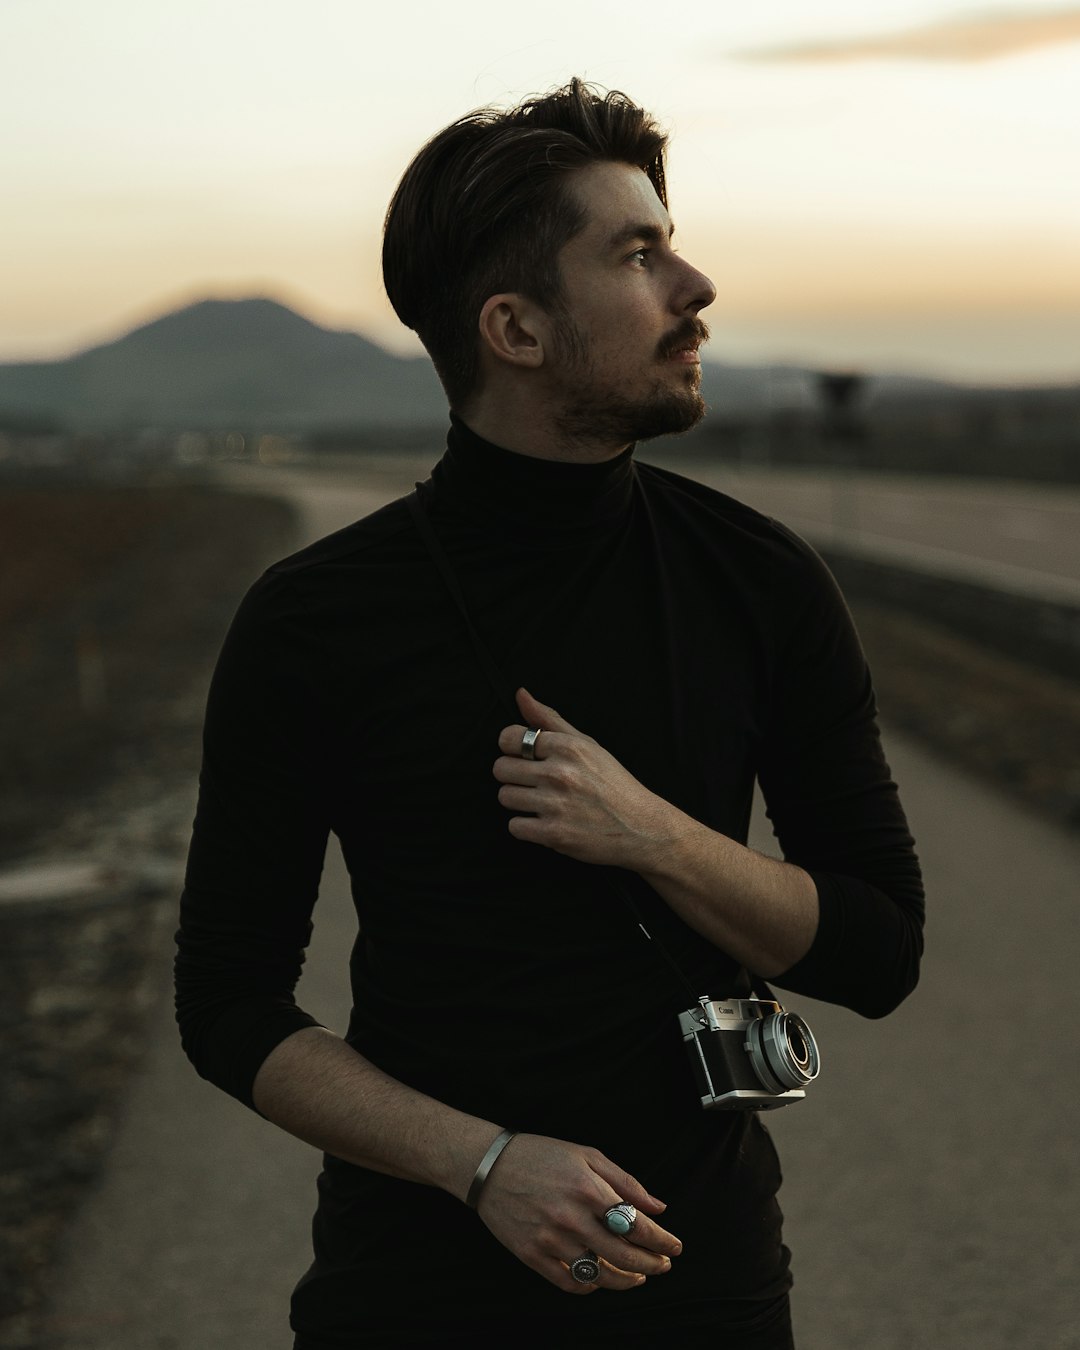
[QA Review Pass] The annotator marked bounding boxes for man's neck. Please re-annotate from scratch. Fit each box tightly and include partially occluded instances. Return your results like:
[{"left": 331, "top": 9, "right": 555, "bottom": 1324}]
[{"left": 456, "top": 404, "right": 631, "bottom": 465}]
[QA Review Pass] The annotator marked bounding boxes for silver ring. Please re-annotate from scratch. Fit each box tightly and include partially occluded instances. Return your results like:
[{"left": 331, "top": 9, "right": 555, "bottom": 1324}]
[
  {"left": 570, "top": 1250, "right": 600, "bottom": 1284},
  {"left": 603, "top": 1203, "right": 637, "bottom": 1236},
  {"left": 521, "top": 727, "right": 541, "bottom": 760}
]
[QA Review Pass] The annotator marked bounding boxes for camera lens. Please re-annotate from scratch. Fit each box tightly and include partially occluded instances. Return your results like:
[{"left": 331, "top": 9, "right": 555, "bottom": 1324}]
[
  {"left": 746, "top": 1012, "right": 820, "bottom": 1093},
  {"left": 787, "top": 1023, "right": 810, "bottom": 1069}
]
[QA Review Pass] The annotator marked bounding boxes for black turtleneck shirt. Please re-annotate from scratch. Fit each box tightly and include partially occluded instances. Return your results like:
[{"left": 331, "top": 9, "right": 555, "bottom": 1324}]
[{"left": 176, "top": 418, "right": 923, "bottom": 1339}]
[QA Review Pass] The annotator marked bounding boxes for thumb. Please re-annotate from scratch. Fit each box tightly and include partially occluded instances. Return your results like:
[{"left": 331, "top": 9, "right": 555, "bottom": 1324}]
[{"left": 516, "top": 686, "right": 578, "bottom": 735}]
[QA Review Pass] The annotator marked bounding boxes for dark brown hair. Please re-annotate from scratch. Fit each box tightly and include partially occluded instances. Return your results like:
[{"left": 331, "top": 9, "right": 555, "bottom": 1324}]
[{"left": 382, "top": 78, "right": 668, "bottom": 408}]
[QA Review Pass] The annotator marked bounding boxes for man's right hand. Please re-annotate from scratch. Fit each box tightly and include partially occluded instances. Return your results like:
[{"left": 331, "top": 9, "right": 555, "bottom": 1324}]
[
  {"left": 475, "top": 1132, "right": 682, "bottom": 1295},
  {"left": 252, "top": 1031, "right": 680, "bottom": 1295}
]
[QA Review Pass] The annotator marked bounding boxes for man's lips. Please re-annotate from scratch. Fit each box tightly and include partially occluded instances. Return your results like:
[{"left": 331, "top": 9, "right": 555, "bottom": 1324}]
[{"left": 659, "top": 318, "right": 710, "bottom": 363}]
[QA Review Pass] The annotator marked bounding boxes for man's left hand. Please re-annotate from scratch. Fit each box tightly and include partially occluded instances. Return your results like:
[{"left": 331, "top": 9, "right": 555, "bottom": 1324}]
[{"left": 494, "top": 687, "right": 690, "bottom": 871}]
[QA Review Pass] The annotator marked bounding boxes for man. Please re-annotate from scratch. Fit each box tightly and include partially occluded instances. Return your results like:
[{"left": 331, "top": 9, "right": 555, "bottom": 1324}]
[{"left": 176, "top": 79, "right": 924, "bottom": 1348}]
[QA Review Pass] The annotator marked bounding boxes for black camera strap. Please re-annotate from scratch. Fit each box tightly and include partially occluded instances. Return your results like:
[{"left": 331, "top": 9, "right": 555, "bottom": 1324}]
[
  {"left": 406, "top": 482, "right": 746, "bottom": 1007},
  {"left": 406, "top": 484, "right": 520, "bottom": 724}
]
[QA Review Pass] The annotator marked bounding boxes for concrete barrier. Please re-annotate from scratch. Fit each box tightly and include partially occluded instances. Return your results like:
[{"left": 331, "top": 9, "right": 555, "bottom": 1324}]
[{"left": 820, "top": 546, "right": 1080, "bottom": 682}]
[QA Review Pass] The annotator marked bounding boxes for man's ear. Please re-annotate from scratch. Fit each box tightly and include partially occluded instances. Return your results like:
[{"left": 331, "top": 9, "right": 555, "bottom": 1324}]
[{"left": 477, "top": 294, "right": 547, "bottom": 370}]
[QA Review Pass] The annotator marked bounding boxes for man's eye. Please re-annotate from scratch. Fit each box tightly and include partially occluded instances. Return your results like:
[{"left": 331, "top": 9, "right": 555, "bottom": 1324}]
[{"left": 629, "top": 248, "right": 650, "bottom": 266}]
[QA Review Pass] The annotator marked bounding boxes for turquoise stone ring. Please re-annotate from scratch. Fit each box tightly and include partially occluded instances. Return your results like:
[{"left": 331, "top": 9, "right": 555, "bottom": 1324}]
[{"left": 603, "top": 1203, "right": 637, "bottom": 1236}]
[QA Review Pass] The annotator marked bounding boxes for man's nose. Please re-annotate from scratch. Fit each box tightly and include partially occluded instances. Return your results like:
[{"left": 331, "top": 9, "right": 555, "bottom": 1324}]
[{"left": 678, "top": 258, "right": 716, "bottom": 315}]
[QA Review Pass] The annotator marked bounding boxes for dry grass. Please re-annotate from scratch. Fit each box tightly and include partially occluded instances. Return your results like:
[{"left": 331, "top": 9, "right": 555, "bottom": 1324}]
[{"left": 0, "top": 483, "right": 297, "bottom": 862}]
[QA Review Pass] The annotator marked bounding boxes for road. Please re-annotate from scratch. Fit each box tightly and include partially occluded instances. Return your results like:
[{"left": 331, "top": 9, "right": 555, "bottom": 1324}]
[
  {"left": 43, "top": 461, "right": 1080, "bottom": 1350},
  {"left": 662, "top": 457, "right": 1080, "bottom": 606},
  {"left": 250, "top": 449, "right": 1080, "bottom": 603}
]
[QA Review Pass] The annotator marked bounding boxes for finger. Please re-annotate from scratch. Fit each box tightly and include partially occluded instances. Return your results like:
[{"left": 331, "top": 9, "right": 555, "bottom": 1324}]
[
  {"left": 583, "top": 1207, "right": 678, "bottom": 1273},
  {"left": 585, "top": 1158, "right": 682, "bottom": 1257},
  {"left": 533, "top": 1255, "right": 596, "bottom": 1296},
  {"left": 492, "top": 753, "right": 545, "bottom": 784},
  {"left": 497, "top": 784, "right": 542, "bottom": 814},
  {"left": 556, "top": 1254, "right": 646, "bottom": 1295},
  {"left": 497, "top": 723, "right": 556, "bottom": 760},
  {"left": 606, "top": 1212, "right": 682, "bottom": 1261},
  {"left": 516, "top": 687, "right": 579, "bottom": 736},
  {"left": 506, "top": 815, "right": 549, "bottom": 846},
  {"left": 590, "top": 1257, "right": 649, "bottom": 1292},
  {"left": 587, "top": 1154, "right": 667, "bottom": 1215},
  {"left": 590, "top": 1234, "right": 674, "bottom": 1276}
]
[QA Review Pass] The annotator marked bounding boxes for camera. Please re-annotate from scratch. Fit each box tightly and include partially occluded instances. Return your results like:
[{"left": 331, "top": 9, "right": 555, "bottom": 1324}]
[{"left": 678, "top": 995, "right": 820, "bottom": 1110}]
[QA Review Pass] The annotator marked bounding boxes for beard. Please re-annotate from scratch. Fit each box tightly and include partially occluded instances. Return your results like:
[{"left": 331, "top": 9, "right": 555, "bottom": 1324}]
[
  {"left": 548, "top": 313, "right": 709, "bottom": 450},
  {"left": 554, "top": 373, "right": 706, "bottom": 446}
]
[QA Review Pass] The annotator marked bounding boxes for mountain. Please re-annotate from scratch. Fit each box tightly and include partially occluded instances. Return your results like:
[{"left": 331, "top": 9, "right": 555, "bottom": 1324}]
[
  {"left": 0, "top": 294, "right": 1038, "bottom": 436},
  {"left": 0, "top": 298, "right": 449, "bottom": 431}
]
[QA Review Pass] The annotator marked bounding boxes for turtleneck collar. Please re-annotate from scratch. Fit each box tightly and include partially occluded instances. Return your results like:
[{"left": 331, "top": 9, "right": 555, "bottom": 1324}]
[{"left": 427, "top": 414, "right": 637, "bottom": 537}]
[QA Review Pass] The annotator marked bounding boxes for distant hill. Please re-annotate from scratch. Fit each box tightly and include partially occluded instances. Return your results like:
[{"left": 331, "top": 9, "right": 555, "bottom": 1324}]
[
  {"left": 0, "top": 298, "right": 449, "bottom": 431},
  {"left": 0, "top": 294, "right": 1051, "bottom": 436}
]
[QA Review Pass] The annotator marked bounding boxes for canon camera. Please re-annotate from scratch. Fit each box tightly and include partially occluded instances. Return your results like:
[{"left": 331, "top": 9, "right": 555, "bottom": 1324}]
[{"left": 678, "top": 995, "right": 820, "bottom": 1110}]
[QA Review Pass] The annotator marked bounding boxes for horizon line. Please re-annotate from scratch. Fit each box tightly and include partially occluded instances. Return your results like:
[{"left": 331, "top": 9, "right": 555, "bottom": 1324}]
[{"left": 1, "top": 289, "right": 1077, "bottom": 392}]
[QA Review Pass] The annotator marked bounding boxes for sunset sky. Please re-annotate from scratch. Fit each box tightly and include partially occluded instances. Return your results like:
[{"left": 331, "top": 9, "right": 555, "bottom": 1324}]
[{"left": 3, "top": 0, "right": 1079, "bottom": 382}]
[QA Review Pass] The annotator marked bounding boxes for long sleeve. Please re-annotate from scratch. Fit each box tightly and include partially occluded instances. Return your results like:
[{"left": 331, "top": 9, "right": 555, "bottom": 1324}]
[
  {"left": 174, "top": 570, "right": 333, "bottom": 1109},
  {"left": 755, "top": 531, "right": 925, "bottom": 1018}
]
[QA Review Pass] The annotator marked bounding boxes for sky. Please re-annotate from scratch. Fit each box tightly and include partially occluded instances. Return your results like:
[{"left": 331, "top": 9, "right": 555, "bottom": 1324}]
[{"left": 2, "top": 0, "right": 1079, "bottom": 383}]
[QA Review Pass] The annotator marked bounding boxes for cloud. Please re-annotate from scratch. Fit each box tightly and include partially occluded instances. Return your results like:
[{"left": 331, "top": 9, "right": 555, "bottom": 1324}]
[{"left": 736, "top": 8, "right": 1080, "bottom": 64}]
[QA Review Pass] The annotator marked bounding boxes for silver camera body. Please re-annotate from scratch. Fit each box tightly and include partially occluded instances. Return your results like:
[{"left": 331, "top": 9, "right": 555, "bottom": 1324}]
[{"left": 678, "top": 995, "right": 821, "bottom": 1110}]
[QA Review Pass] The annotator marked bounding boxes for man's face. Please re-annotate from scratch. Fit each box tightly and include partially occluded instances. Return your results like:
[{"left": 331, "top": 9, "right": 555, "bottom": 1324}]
[{"left": 543, "top": 160, "right": 716, "bottom": 451}]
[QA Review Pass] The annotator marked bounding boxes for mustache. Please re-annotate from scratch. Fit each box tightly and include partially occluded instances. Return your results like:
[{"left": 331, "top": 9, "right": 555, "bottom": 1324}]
[{"left": 657, "top": 317, "right": 711, "bottom": 359}]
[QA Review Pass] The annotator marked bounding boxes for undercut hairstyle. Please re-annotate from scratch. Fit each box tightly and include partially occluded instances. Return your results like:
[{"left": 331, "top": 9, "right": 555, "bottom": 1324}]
[{"left": 382, "top": 78, "right": 668, "bottom": 409}]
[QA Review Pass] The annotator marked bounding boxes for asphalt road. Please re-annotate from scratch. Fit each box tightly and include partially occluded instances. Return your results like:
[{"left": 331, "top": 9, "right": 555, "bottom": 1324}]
[{"left": 43, "top": 463, "right": 1080, "bottom": 1349}]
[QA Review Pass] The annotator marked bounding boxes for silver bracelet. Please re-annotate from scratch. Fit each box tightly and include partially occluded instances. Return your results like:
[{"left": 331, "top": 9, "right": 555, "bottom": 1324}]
[{"left": 465, "top": 1128, "right": 517, "bottom": 1209}]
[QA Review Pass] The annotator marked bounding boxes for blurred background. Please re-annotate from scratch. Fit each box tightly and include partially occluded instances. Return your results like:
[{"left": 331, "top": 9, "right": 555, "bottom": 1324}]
[{"left": 1, "top": 2, "right": 1078, "bottom": 1347}]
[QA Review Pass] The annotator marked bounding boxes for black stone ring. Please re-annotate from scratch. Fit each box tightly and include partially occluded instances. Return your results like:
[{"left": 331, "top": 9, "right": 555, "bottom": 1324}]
[{"left": 570, "top": 1250, "right": 600, "bottom": 1284}]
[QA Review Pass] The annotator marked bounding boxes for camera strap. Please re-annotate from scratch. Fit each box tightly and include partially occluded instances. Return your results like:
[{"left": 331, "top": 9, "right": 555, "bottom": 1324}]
[
  {"left": 406, "top": 484, "right": 519, "bottom": 724},
  {"left": 406, "top": 482, "right": 746, "bottom": 1007}
]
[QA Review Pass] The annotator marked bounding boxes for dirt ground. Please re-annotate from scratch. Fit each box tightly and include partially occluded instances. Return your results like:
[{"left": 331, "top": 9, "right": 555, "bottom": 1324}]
[
  {"left": 851, "top": 599, "right": 1080, "bottom": 832},
  {"left": 0, "top": 481, "right": 297, "bottom": 1347}
]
